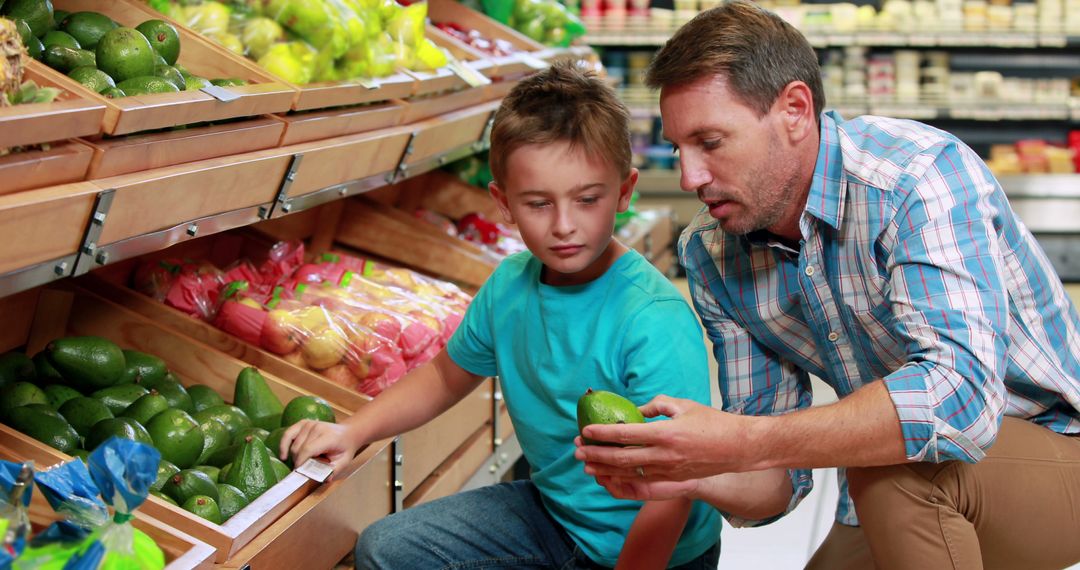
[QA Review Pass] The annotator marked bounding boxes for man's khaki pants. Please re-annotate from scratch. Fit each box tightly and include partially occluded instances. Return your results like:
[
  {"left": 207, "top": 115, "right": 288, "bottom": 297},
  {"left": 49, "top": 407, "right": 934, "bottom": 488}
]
[{"left": 805, "top": 417, "right": 1080, "bottom": 570}]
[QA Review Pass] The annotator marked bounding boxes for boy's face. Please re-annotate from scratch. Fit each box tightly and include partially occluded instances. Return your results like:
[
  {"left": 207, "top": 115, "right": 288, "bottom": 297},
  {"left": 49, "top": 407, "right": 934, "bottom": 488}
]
[{"left": 490, "top": 141, "right": 637, "bottom": 286}]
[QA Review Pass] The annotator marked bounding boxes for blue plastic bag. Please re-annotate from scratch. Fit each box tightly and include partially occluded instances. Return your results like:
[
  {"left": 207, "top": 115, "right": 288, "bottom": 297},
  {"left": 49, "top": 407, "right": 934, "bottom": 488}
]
[{"left": 1, "top": 460, "right": 35, "bottom": 570}]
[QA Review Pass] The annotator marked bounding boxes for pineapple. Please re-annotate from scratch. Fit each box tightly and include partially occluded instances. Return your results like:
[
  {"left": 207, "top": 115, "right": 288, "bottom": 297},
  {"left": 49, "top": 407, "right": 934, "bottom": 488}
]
[{"left": 0, "top": 17, "right": 27, "bottom": 107}]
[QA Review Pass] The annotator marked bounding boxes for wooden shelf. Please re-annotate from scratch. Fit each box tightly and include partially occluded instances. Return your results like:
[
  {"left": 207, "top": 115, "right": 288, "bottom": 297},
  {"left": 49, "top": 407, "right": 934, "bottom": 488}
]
[
  {"left": 39, "top": 0, "right": 294, "bottom": 136},
  {"left": 0, "top": 140, "right": 93, "bottom": 196},
  {"left": 0, "top": 66, "right": 105, "bottom": 150}
]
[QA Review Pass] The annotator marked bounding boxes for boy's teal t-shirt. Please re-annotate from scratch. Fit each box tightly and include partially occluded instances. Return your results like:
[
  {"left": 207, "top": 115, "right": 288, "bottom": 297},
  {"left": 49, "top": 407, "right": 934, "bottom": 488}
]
[{"left": 447, "top": 249, "right": 721, "bottom": 567}]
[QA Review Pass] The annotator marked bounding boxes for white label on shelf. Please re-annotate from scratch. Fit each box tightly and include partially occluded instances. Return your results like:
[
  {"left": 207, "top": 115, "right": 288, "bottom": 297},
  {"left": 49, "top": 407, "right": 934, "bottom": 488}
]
[
  {"left": 354, "top": 77, "right": 379, "bottom": 90},
  {"left": 296, "top": 458, "right": 334, "bottom": 483},
  {"left": 909, "top": 33, "right": 937, "bottom": 46},
  {"left": 1038, "top": 34, "right": 1068, "bottom": 46},
  {"left": 517, "top": 52, "right": 550, "bottom": 70},
  {"left": 200, "top": 85, "right": 241, "bottom": 102},
  {"left": 448, "top": 60, "right": 492, "bottom": 88}
]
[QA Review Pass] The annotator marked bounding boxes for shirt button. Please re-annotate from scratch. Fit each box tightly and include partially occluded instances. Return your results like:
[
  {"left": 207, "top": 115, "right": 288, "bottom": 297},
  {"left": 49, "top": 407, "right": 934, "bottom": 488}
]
[
  {"left": 828, "top": 331, "right": 840, "bottom": 342},
  {"left": 805, "top": 265, "right": 815, "bottom": 276}
]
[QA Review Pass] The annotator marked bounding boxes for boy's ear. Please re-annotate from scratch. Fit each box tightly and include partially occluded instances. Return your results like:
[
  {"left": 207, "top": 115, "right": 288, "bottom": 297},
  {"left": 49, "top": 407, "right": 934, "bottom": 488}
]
[
  {"left": 489, "top": 181, "right": 514, "bottom": 224},
  {"left": 617, "top": 168, "right": 638, "bottom": 213}
]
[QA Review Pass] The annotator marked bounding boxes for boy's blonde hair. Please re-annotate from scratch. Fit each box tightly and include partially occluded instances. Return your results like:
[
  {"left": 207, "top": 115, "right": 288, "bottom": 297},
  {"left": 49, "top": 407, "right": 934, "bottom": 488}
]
[{"left": 489, "top": 61, "right": 632, "bottom": 186}]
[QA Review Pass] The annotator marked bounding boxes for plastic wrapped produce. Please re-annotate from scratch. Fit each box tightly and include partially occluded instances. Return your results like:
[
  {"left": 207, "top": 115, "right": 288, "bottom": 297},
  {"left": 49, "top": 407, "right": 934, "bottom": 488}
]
[{"left": 1, "top": 461, "right": 34, "bottom": 568}]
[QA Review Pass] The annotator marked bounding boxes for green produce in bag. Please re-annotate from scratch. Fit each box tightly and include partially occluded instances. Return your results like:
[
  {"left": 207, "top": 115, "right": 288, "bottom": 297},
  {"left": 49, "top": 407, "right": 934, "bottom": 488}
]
[
  {"left": 1, "top": 460, "right": 35, "bottom": 567},
  {"left": 25, "top": 438, "right": 165, "bottom": 570},
  {"left": 614, "top": 191, "right": 639, "bottom": 231}
]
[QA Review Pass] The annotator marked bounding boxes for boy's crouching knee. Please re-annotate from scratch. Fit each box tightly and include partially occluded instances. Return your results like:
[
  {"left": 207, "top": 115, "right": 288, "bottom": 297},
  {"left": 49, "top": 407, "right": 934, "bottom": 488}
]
[{"left": 354, "top": 517, "right": 399, "bottom": 570}]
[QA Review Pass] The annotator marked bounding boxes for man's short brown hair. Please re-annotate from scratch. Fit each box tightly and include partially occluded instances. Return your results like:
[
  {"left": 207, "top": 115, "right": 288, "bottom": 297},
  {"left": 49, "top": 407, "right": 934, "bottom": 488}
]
[
  {"left": 489, "top": 60, "right": 631, "bottom": 186},
  {"left": 646, "top": 0, "right": 825, "bottom": 122}
]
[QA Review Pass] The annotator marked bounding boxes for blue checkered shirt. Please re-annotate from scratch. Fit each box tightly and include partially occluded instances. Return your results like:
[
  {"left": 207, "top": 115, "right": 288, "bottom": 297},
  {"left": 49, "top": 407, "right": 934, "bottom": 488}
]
[{"left": 680, "top": 110, "right": 1080, "bottom": 527}]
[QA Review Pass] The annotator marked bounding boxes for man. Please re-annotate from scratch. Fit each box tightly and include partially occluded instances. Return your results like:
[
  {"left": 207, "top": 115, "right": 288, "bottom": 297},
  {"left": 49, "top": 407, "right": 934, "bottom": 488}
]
[{"left": 575, "top": 2, "right": 1080, "bottom": 568}]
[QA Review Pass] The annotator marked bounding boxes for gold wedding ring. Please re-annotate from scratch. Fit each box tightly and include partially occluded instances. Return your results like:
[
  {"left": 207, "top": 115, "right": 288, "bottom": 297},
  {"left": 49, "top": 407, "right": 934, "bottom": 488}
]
[{"left": 636, "top": 466, "right": 646, "bottom": 479}]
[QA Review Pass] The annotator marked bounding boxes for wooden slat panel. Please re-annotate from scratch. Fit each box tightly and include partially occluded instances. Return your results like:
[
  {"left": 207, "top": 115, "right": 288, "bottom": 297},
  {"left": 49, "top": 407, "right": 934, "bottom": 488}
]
[
  {"left": 0, "top": 182, "right": 99, "bottom": 275},
  {"left": 404, "top": 423, "right": 493, "bottom": 509},
  {"left": 0, "top": 65, "right": 105, "bottom": 149},
  {"left": 399, "top": 85, "right": 496, "bottom": 124},
  {"left": 336, "top": 198, "right": 496, "bottom": 289},
  {"left": 284, "top": 130, "right": 412, "bottom": 198},
  {"left": 405, "top": 101, "right": 499, "bottom": 166},
  {"left": 94, "top": 151, "right": 291, "bottom": 246},
  {"left": 277, "top": 102, "right": 405, "bottom": 147},
  {"left": 398, "top": 169, "right": 501, "bottom": 220},
  {"left": 84, "top": 117, "right": 284, "bottom": 179},
  {"left": 0, "top": 141, "right": 93, "bottom": 195},
  {"left": 399, "top": 379, "right": 492, "bottom": 495},
  {"left": 0, "top": 289, "right": 40, "bottom": 353}
]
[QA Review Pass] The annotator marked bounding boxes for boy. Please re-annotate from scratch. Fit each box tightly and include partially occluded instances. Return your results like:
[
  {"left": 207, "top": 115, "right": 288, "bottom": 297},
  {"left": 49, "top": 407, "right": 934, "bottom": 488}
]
[{"left": 279, "top": 61, "right": 721, "bottom": 569}]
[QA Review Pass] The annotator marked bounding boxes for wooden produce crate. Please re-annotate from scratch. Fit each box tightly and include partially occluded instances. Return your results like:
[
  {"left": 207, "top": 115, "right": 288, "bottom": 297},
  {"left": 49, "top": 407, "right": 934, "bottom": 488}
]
[
  {"left": 80, "top": 146, "right": 296, "bottom": 271},
  {"left": 82, "top": 116, "right": 285, "bottom": 179},
  {"left": 400, "top": 99, "right": 499, "bottom": 168},
  {"left": 334, "top": 197, "right": 497, "bottom": 290},
  {"left": 0, "top": 140, "right": 94, "bottom": 196},
  {"left": 0, "top": 65, "right": 105, "bottom": 151},
  {"left": 38, "top": 0, "right": 295, "bottom": 136},
  {"left": 0, "top": 182, "right": 100, "bottom": 296},
  {"left": 0, "top": 441, "right": 217, "bottom": 570},
  {"left": 427, "top": 0, "right": 554, "bottom": 68},
  {"left": 275, "top": 101, "right": 406, "bottom": 147},
  {"left": 403, "top": 420, "right": 493, "bottom": 509},
  {"left": 391, "top": 169, "right": 501, "bottom": 221},
  {"left": 423, "top": 18, "right": 539, "bottom": 80},
  {"left": 0, "top": 285, "right": 392, "bottom": 563}
]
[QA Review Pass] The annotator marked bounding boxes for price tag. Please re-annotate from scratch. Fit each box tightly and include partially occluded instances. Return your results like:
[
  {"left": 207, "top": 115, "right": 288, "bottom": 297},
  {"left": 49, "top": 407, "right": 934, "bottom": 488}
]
[
  {"left": 517, "top": 52, "right": 550, "bottom": 70},
  {"left": 296, "top": 458, "right": 334, "bottom": 483},
  {"left": 353, "top": 77, "right": 379, "bottom": 90},
  {"left": 448, "top": 60, "right": 492, "bottom": 88},
  {"left": 200, "top": 85, "right": 241, "bottom": 102}
]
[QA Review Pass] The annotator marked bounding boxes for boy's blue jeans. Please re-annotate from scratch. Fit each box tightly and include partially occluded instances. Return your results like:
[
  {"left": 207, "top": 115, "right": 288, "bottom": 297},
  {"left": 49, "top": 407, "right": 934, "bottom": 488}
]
[{"left": 355, "top": 479, "right": 721, "bottom": 569}]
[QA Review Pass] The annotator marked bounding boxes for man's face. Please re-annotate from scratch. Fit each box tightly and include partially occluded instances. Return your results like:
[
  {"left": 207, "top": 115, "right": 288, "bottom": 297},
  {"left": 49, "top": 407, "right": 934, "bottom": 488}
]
[
  {"left": 661, "top": 75, "right": 801, "bottom": 235},
  {"left": 490, "top": 141, "right": 635, "bottom": 286}
]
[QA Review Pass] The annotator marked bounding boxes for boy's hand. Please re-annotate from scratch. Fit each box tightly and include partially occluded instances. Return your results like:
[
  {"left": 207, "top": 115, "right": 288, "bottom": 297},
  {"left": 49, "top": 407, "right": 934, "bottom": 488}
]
[
  {"left": 279, "top": 420, "right": 360, "bottom": 481},
  {"left": 594, "top": 472, "right": 701, "bottom": 503}
]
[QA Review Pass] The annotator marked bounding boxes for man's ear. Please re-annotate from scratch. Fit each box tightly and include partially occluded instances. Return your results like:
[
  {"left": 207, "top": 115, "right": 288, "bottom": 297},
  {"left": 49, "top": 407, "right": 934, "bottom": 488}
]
[
  {"left": 617, "top": 168, "right": 639, "bottom": 213},
  {"left": 773, "top": 81, "right": 815, "bottom": 144},
  {"left": 489, "top": 181, "right": 514, "bottom": 224}
]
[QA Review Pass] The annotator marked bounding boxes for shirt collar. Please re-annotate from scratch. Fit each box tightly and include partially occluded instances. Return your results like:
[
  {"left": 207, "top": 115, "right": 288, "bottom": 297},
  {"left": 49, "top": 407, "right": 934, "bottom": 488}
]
[{"left": 802, "top": 110, "right": 847, "bottom": 230}]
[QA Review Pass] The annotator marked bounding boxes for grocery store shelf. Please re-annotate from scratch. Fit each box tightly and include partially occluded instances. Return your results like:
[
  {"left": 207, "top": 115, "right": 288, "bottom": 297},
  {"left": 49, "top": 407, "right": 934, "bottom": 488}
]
[
  {"left": 586, "top": 27, "right": 1080, "bottom": 48},
  {"left": 460, "top": 432, "right": 523, "bottom": 493},
  {"left": 626, "top": 100, "right": 1080, "bottom": 123},
  {"left": 637, "top": 170, "right": 1080, "bottom": 199}
]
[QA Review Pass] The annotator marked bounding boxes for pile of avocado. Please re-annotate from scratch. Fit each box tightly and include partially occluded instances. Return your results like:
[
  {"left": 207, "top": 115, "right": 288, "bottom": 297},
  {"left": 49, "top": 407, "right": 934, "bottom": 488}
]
[
  {"left": 1, "top": 0, "right": 247, "bottom": 98},
  {"left": 0, "top": 336, "right": 336, "bottom": 525}
]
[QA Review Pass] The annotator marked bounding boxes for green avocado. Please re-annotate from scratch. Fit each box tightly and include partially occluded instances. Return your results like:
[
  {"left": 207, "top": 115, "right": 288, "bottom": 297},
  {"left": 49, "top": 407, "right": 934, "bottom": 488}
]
[
  {"left": 187, "top": 384, "right": 224, "bottom": 413},
  {"left": 182, "top": 495, "right": 222, "bottom": 524},
  {"left": 91, "top": 384, "right": 149, "bottom": 416},
  {"left": 210, "top": 77, "right": 247, "bottom": 87},
  {"left": 152, "top": 64, "right": 185, "bottom": 91},
  {"left": 42, "top": 45, "right": 95, "bottom": 73},
  {"left": 191, "top": 464, "right": 220, "bottom": 482},
  {"left": 233, "top": 367, "right": 283, "bottom": 431},
  {"left": 150, "top": 489, "right": 178, "bottom": 506},
  {"left": 0, "top": 382, "right": 48, "bottom": 418},
  {"left": 146, "top": 408, "right": 203, "bottom": 469},
  {"left": 96, "top": 27, "right": 156, "bottom": 83},
  {"left": 232, "top": 427, "right": 269, "bottom": 446},
  {"left": 163, "top": 468, "right": 219, "bottom": 505},
  {"left": 46, "top": 336, "right": 126, "bottom": 391},
  {"left": 32, "top": 351, "right": 63, "bottom": 385},
  {"left": 1, "top": 0, "right": 54, "bottom": 38},
  {"left": 119, "top": 349, "right": 168, "bottom": 386},
  {"left": 193, "top": 405, "right": 251, "bottom": 440},
  {"left": 100, "top": 86, "right": 125, "bottom": 99},
  {"left": 225, "top": 436, "right": 278, "bottom": 502},
  {"left": 576, "top": 388, "right": 645, "bottom": 447},
  {"left": 152, "top": 459, "right": 180, "bottom": 492},
  {"left": 60, "top": 11, "right": 116, "bottom": 50},
  {"left": 41, "top": 29, "right": 78, "bottom": 49},
  {"left": 215, "top": 483, "right": 248, "bottom": 521},
  {"left": 58, "top": 396, "right": 114, "bottom": 438},
  {"left": 43, "top": 384, "right": 82, "bottom": 410},
  {"left": 5, "top": 406, "right": 80, "bottom": 454},
  {"left": 68, "top": 66, "right": 115, "bottom": 93},
  {"left": 120, "top": 391, "right": 169, "bottom": 426},
  {"left": 85, "top": 416, "right": 153, "bottom": 450},
  {"left": 116, "top": 75, "right": 180, "bottom": 96},
  {"left": 194, "top": 418, "right": 232, "bottom": 466},
  {"left": 151, "top": 379, "right": 192, "bottom": 413},
  {"left": 264, "top": 427, "right": 285, "bottom": 461},
  {"left": 0, "top": 352, "right": 35, "bottom": 389},
  {"left": 135, "top": 19, "right": 179, "bottom": 66},
  {"left": 280, "top": 395, "right": 334, "bottom": 428},
  {"left": 183, "top": 75, "right": 211, "bottom": 91}
]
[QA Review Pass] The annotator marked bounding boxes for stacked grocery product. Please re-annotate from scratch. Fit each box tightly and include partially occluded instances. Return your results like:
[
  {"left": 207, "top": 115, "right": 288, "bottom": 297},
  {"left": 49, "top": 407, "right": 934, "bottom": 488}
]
[
  {"left": 2, "top": 439, "right": 168, "bottom": 569},
  {"left": 147, "top": 0, "right": 450, "bottom": 84},
  {"left": 413, "top": 208, "right": 527, "bottom": 259},
  {"left": 0, "top": 336, "right": 336, "bottom": 525},
  {"left": 475, "top": 0, "right": 586, "bottom": 46},
  {"left": 131, "top": 241, "right": 471, "bottom": 397}
]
